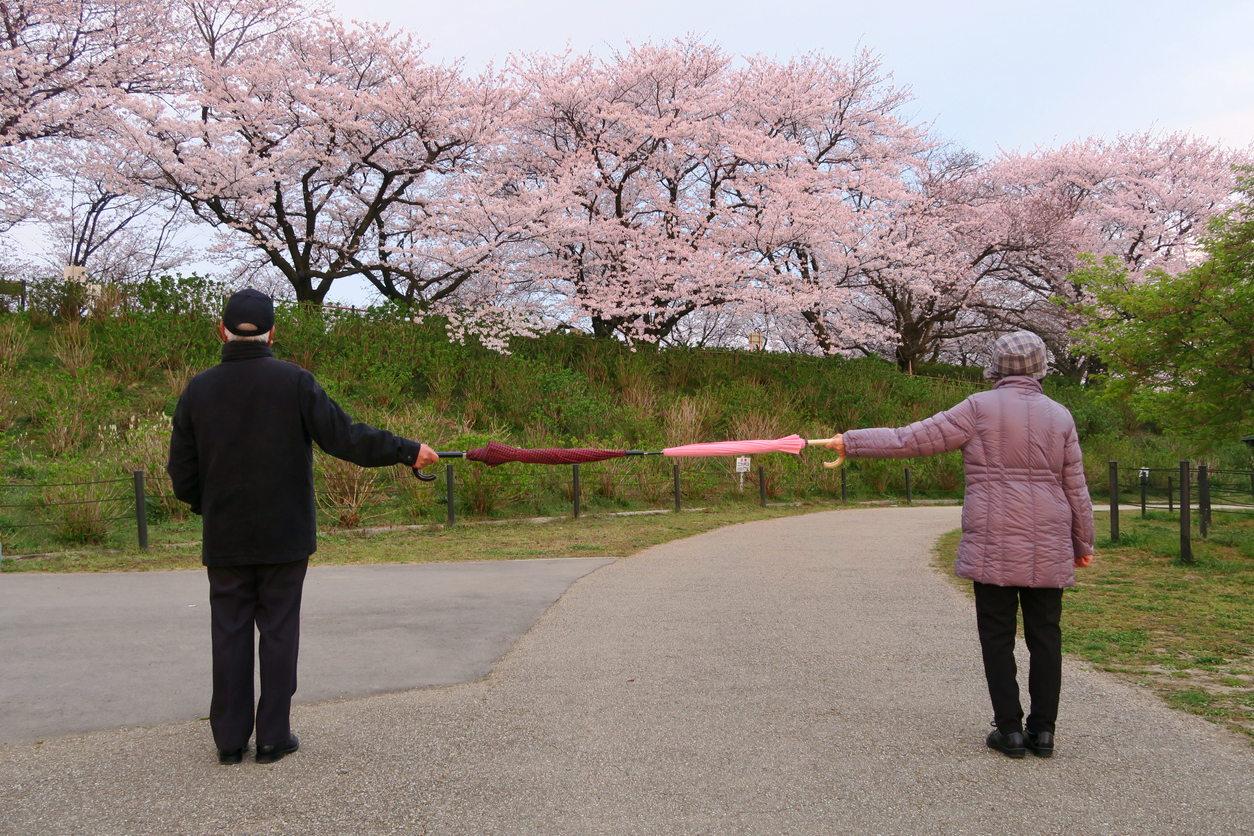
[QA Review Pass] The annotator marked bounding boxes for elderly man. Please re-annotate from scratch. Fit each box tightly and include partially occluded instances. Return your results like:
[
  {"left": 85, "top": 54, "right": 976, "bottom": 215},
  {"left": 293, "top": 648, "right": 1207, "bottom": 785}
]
[{"left": 168, "top": 288, "right": 438, "bottom": 765}]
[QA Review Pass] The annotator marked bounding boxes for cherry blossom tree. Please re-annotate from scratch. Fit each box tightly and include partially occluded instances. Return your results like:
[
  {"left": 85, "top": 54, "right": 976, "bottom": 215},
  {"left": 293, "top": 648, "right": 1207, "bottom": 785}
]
[
  {"left": 121, "top": 0, "right": 510, "bottom": 310},
  {"left": 0, "top": 0, "right": 167, "bottom": 227},
  {"left": 762, "top": 132, "right": 1246, "bottom": 372},
  {"left": 20, "top": 137, "right": 191, "bottom": 283},
  {"left": 499, "top": 39, "right": 759, "bottom": 344},
  {"left": 727, "top": 50, "right": 935, "bottom": 360},
  {"left": 955, "top": 132, "right": 1247, "bottom": 375}
]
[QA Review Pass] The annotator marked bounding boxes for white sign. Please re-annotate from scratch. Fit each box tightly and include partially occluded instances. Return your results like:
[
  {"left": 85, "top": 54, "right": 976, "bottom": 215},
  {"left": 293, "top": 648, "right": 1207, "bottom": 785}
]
[{"left": 735, "top": 456, "right": 751, "bottom": 473}]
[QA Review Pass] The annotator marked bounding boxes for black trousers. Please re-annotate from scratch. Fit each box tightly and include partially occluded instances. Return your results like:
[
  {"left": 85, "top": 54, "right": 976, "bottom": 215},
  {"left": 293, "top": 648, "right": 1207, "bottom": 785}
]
[
  {"left": 207, "top": 559, "right": 308, "bottom": 751},
  {"left": 973, "top": 582, "right": 1064, "bottom": 735}
]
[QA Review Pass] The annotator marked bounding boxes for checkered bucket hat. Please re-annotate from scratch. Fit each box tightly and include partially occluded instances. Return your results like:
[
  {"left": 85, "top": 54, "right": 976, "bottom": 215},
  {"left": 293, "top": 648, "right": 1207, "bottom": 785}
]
[{"left": 984, "top": 331, "right": 1048, "bottom": 381}]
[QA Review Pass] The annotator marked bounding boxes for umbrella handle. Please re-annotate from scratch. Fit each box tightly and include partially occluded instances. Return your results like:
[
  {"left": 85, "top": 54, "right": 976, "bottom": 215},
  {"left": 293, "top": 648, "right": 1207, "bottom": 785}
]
[
  {"left": 410, "top": 468, "right": 437, "bottom": 483},
  {"left": 805, "top": 438, "right": 845, "bottom": 470}
]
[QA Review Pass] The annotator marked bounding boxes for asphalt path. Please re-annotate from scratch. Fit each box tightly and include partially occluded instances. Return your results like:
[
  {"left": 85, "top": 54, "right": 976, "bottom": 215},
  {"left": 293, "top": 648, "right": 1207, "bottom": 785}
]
[
  {"left": 0, "top": 559, "right": 613, "bottom": 743},
  {"left": 3, "top": 507, "right": 1253, "bottom": 836}
]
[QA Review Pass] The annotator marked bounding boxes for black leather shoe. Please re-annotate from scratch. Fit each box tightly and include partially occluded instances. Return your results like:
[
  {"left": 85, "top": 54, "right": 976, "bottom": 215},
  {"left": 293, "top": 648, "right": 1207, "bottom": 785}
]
[
  {"left": 217, "top": 748, "right": 244, "bottom": 765},
  {"left": 1025, "top": 730, "right": 1054, "bottom": 757},
  {"left": 255, "top": 734, "right": 299, "bottom": 764},
  {"left": 986, "top": 729, "right": 1027, "bottom": 758}
]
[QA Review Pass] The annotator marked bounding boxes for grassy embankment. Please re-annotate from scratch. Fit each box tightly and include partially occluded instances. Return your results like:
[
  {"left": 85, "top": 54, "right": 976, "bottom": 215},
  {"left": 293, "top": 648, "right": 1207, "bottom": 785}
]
[
  {"left": 933, "top": 511, "right": 1254, "bottom": 742},
  {"left": 0, "top": 285, "right": 1250, "bottom": 562}
]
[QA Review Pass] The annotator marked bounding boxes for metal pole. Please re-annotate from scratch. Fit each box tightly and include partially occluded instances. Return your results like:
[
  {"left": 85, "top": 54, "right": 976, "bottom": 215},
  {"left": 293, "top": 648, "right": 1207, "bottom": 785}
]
[
  {"left": 1109, "top": 461, "right": 1119, "bottom": 543},
  {"left": 1199, "top": 464, "right": 1209, "bottom": 538},
  {"left": 905, "top": 467, "right": 912, "bottom": 505},
  {"left": 133, "top": 470, "right": 149, "bottom": 550},
  {"left": 573, "top": 463, "right": 581, "bottom": 519},
  {"left": 841, "top": 466, "right": 847, "bottom": 503},
  {"left": 1180, "top": 461, "right": 1191, "bottom": 563},
  {"left": 1141, "top": 470, "right": 1147, "bottom": 517},
  {"left": 673, "top": 463, "right": 681, "bottom": 512},
  {"left": 758, "top": 465, "right": 766, "bottom": 507},
  {"left": 446, "top": 464, "right": 455, "bottom": 528},
  {"left": 1168, "top": 476, "right": 1173, "bottom": 513}
]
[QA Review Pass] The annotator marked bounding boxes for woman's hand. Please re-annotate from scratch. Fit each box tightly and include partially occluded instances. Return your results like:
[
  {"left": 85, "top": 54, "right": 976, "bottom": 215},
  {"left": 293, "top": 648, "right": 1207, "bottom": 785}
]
[
  {"left": 1075, "top": 554, "right": 1093, "bottom": 568},
  {"left": 824, "top": 434, "right": 846, "bottom": 457}
]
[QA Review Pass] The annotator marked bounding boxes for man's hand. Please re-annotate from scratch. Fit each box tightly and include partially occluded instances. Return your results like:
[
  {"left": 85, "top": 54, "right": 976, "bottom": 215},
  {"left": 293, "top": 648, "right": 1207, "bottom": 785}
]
[
  {"left": 413, "top": 443, "right": 439, "bottom": 471},
  {"left": 824, "top": 434, "right": 846, "bottom": 457},
  {"left": 1075, "top": 554, "right": 1093, "bottom": 568}
]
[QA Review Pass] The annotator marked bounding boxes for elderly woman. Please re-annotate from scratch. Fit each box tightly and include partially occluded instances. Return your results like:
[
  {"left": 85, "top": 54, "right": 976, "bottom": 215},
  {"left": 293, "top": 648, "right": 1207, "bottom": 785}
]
[{"left": 827, "top": 331, "right": 1094, "bottom": 759}]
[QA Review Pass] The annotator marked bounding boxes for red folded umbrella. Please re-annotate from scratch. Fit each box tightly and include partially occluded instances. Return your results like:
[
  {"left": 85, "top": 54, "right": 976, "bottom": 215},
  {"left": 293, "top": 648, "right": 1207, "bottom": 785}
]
[{"left": 464, "top": 441, "right": 629, "bottom": 467}]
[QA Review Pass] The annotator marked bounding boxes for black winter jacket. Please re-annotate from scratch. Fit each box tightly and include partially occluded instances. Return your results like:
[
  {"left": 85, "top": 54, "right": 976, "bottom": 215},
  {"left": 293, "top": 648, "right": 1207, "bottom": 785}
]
[{"left": 167, "top": 342, "right": 421, "bottom": 567}]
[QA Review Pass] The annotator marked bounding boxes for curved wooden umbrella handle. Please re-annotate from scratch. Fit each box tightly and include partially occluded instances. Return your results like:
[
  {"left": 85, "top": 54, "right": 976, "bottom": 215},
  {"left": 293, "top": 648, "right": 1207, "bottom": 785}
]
[{"left": 805, "top": 438, "right": 845, "bottom": 470}]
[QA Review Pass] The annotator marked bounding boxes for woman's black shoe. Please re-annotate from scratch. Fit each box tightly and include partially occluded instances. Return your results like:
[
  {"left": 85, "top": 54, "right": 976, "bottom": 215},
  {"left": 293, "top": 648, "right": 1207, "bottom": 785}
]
[
  {"left": 217, "top": 748, "right": 245, "bottom": 765},
  {"left": 986, "top": 729, "right": 1027, "bottom": 758},
  {"left": 1025, "top": 730, "right": 1054, "bottom": 757},
  {"left": 255, "top": 734, "right": 299, "bottom": 764}
]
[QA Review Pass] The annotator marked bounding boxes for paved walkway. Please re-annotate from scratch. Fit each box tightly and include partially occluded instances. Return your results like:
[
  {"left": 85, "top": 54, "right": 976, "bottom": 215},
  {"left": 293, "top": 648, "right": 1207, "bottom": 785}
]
[
  {"left": 3, "top": 507, "right": 1253, "bottom": 835},
  {"left": 0, "top": 559, "right": 613, "bottom": 744}
]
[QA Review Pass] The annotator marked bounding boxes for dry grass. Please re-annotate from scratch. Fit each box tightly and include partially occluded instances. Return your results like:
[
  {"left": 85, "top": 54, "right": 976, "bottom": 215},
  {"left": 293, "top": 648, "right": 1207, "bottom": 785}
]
[
  {"left": 317, "top": 454, "right": 387, "bottom": 528},
  {"left": 41, "top": 402, "right": 92, "bottom": 456},
  {"left": 45, "top": 480, "right": 124, "bottom": 544},
  {"left": 0, "top": 318, "right": 30, "bottom": 373},
  {"left": 118, "top": 416, "right": 188, "bottom": 523},
  {"left": 88, "top": 284, "right": 127, "bottom": 317},
  {"left": 50, "top": 322, "right": 95, "bottom": 376},
  {"left": 664, "top": 395, "right": 712, "bottom": 447}
]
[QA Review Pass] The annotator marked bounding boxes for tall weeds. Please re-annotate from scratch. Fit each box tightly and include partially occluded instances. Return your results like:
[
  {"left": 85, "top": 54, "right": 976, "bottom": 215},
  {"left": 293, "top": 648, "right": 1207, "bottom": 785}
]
[
  {"left": 45, "top": 479, "right": 121, "bottom": 544},
  {"left": 50, "top": 323, "right": 94, "bottom": 376},
  {"left": 0, "top": 318, "right": 30, "bottom": 373},
  {"left": 316, "top": 454, "right": 385, "bottom": 528}
]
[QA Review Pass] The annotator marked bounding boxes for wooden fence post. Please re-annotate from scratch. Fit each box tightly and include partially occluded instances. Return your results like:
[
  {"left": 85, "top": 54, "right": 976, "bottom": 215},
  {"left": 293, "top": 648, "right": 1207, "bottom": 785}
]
[
  {"left": 133, "top": 470, "right": 149, "bottom": 550},
  {"left": 1109, "top": 461, "right": 1119, "bottom": 543},
  {"left": 446, "top": 464, "right": 455, "bottom": 528},
  {"left": 1180, "top": 461, "right": 1191, "bottom": 563}
]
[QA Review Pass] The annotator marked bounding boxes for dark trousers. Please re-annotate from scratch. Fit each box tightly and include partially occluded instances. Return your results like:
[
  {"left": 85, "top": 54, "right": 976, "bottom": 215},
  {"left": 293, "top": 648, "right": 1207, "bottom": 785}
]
[
  {"left": 973, "top": 582, "right": 1064, "bottom": 735},
  {"left": 207, "top": 559, "right": 308, "bottom": 751}
]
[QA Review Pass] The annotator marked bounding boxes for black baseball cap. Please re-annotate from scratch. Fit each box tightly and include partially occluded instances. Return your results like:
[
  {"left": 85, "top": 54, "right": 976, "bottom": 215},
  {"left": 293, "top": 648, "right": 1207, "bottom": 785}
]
[{"left": 222, "top": 288, "right": 275, "bottom": 335}]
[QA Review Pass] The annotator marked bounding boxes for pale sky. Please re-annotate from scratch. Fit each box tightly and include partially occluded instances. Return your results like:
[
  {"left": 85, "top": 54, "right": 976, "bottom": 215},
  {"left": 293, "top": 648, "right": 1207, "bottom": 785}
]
[{"left": 328, "top": 0, "right": 1254, "bottom": 158}]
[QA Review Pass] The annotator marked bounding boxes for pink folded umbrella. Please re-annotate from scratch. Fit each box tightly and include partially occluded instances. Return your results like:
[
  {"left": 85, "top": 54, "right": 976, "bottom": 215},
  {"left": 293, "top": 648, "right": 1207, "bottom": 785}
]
[{"left": 662, "top": 434, "right": 809, "bottom": 458}]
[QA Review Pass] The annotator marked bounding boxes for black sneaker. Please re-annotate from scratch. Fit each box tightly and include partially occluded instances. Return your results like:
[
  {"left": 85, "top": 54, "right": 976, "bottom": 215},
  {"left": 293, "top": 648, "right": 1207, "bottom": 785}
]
[
  {"left": 255, "top": 734, "right": 300, "bottom": 764},
  {"left": 986, "top": 729, "right": 1027, "bottom": 758},
  {"left": 1025, "top": 730, "right": 1054, "bottom": 757}
]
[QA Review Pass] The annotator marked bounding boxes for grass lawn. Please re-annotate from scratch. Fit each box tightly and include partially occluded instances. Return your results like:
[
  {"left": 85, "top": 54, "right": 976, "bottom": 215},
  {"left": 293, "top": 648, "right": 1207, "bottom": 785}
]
[
  {"left": 0, "top": 500, "right": 843, "bottom": 573},
  {"left": 933, "top": 510, "right": 1254, "bottom": 742}
]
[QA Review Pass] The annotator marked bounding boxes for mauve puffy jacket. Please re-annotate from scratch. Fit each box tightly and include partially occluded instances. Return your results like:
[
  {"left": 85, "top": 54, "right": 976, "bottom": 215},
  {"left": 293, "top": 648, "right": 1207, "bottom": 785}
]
[{"left": 842, "top": 376, "right": 1094, "bottom": 588}]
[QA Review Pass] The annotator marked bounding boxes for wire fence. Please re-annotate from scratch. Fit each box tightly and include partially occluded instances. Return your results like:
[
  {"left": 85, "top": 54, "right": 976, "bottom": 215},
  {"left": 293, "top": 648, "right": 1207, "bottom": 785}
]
[
  {"left": 0, "top": 456, "right": 960, "bottom": 559},
  {"left": 1106, "top": 461, "right": 1254, "bottom": 564},
  {"left": 0, "top": 474, "right": 145, "bottom": 555},
  {"left": 313, "top": 454, "right": 960, "bottom": 531}
]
